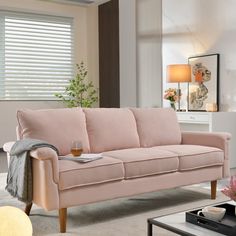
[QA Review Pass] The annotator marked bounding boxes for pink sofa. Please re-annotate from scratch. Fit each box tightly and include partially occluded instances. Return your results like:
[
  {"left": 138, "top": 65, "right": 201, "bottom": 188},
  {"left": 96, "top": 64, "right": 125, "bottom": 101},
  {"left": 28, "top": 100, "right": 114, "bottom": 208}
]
[{"left": 3, "top": 107, "right": 231, "bottom": 233}]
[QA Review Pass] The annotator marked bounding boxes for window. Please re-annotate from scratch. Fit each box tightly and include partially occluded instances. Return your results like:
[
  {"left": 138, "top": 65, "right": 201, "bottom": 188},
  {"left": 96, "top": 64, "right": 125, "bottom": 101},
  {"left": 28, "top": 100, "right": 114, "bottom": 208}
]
[{"left": 0, "top": 11, "right": 74, "bottom": 100}]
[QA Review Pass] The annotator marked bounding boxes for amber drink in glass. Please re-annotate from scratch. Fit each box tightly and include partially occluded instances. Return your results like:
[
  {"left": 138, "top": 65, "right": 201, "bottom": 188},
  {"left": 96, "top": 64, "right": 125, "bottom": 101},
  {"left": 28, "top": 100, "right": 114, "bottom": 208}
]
[{"left": 71, "top": 141, "right": 83, "bottom": 157}]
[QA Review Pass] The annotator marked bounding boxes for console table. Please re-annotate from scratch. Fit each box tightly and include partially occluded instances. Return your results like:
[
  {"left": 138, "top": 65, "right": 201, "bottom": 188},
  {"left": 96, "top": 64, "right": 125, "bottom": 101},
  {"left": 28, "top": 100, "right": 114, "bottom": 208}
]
[{"left": 176, "top": 112, "right": 236, "bottom": 168}]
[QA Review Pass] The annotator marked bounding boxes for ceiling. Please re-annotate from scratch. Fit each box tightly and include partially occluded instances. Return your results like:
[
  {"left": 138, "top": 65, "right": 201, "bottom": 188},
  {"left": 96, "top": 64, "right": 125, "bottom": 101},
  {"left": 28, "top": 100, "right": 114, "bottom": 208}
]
[{"left": 39, "top": 0, "right": 110, "bottom": 6}]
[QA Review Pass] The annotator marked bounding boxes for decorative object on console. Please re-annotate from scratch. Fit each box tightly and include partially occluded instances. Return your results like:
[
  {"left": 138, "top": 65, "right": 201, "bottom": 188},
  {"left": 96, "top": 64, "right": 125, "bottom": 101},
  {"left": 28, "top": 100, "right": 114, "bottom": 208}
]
[
  {"left": 163, "top": 88, "right": 179, "bottom": 110},
  {"left": 166, "top": 64, "right": 191, "bottom": 111},
  {"left": 205, "top": 103, "right": 218, "bottom": 112},
  {"left": 188, "top": 54, "right": 219, "bottom": 111}
]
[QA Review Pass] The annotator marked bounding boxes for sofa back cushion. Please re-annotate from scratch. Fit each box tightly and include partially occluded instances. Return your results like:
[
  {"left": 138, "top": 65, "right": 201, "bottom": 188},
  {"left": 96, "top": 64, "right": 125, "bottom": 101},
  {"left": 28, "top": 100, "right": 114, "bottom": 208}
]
[
  {"left": 84, "top": 108, "right": 140, "bottom": 153},
  {"left": 131, "top": 108, "right": 181, "bottom": 147},
  {"left": 17, "top": 108, "right": 90, "bottom": 155}
]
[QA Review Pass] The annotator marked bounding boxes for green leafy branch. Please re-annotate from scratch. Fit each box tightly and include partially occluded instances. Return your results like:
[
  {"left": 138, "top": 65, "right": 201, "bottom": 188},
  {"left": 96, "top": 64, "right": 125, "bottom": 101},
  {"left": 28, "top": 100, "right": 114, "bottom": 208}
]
[{"left": 55, "top": 62, "right": 98, "bottom": 108}]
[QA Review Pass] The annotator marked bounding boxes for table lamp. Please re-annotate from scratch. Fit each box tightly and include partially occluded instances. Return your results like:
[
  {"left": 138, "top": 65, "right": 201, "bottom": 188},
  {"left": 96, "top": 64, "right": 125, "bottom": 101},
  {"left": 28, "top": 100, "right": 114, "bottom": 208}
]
[{"left": 166, "top": 64, "right": 191, "bottom": 111}]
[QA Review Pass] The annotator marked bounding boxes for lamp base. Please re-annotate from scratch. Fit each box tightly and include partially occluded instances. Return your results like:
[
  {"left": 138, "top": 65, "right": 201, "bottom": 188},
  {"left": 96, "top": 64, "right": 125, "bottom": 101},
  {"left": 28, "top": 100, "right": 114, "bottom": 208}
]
[{"left": 177, "top": 85, "right": 181, "bottom": 112}]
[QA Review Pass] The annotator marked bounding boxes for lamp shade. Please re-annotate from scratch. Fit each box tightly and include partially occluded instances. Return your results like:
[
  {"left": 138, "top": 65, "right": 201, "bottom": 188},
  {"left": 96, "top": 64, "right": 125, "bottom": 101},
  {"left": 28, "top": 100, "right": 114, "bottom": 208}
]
[
  {"left": 0, "top": 206, "right": 32, "bottom": 236},
  {"left": 166, "top": 64, "right": 191, "bottom": 83}
]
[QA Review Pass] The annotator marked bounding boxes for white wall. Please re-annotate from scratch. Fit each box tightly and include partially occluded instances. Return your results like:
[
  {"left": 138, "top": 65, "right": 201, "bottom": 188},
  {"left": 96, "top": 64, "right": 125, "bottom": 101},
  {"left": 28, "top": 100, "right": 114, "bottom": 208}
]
[
  {"left": 117, "top": 0, "right": 162, "bottom": 108},
  {"left": 162, "top": 0, "right": 236, "bottom": 111},
  {"left": 136, "top": 0, "right": 162, "bottom": 108},
  {"left": 119, "top": 0, "right": 137, "bottom": 107},
  {"left": 0, "top": 0, "right": 98, "bottom": 146}
]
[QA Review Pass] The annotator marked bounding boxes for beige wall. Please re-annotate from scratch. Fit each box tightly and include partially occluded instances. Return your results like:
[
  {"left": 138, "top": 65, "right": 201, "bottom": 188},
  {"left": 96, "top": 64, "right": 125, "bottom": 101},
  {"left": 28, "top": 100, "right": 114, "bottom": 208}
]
[{"left": 0, "top": 0, "right": 98, "bottom": 146}]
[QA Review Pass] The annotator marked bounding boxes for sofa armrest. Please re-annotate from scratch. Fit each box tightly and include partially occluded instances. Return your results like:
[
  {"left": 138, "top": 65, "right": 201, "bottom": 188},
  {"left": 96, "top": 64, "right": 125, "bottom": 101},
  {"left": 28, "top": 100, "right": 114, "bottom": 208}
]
[
  {"left": 181, "top": 131, "right": 231, "bottom": 156},
  {"left": 3, "top": 142, "right": 15, "bottom": 166},
  {"left": 30, "top": 147, "right": 59, "bottom": 183},
  {"left": 3, "top": 142, "right": 59, "bottom": 184},
  {"left": 3, "top": 141, "right": 15, "bottom": 153},
  {"left": 182, "top": 131, "right": 231, "bottom": 178}
]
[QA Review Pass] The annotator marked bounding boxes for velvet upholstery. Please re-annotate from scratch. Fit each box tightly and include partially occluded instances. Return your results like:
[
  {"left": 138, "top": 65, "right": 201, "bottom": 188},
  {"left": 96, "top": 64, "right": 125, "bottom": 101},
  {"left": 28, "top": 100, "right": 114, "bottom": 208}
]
[{"left": 3, "top": 107, "right": 231, "bottom": 230}]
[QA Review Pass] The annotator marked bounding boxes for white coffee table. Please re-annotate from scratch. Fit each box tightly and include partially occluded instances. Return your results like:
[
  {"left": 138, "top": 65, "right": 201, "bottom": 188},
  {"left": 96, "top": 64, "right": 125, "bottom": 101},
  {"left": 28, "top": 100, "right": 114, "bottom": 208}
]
[{"left": 147, "top": 201, "right": 235, "bottom": 236}]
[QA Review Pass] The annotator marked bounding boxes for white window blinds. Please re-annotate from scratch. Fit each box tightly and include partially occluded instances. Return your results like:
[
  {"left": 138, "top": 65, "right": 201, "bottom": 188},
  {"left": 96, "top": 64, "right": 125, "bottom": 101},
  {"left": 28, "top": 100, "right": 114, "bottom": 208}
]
[{"left": 0, "top": 11, "right": 74, "bottom": 100}]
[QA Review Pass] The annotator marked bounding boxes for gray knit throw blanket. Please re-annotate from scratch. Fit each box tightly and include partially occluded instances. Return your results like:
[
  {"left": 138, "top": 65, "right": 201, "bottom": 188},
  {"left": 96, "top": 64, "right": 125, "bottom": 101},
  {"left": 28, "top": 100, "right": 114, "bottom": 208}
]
[{"left": 6, "top": 139, "right": 58, "bottom": 204}]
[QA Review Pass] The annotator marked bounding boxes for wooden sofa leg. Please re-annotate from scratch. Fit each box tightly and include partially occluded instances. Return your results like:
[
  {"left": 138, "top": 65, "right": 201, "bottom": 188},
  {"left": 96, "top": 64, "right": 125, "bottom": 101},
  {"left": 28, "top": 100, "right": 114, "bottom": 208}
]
[
  {"left": 59, "top": 208, "right": 67, "bottom": 233},
  {"left": 25, "top": 203, "right": 33, "bottom": 216},
  {"left": 211, "top": 180, "right": 217, "bottom": 199}
]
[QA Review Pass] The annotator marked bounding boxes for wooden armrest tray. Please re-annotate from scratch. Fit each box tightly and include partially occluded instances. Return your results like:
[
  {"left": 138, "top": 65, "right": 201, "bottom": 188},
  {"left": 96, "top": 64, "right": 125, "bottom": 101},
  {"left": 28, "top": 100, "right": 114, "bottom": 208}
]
[{"left": 186, "top": 203, "right": 236, "bottom": 236}]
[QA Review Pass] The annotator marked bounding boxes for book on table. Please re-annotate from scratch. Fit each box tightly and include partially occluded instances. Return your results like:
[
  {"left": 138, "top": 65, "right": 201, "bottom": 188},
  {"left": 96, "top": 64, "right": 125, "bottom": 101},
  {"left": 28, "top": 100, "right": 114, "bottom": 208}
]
[{"left": 59, "top": 153, "right": 102, "bottom": 163}]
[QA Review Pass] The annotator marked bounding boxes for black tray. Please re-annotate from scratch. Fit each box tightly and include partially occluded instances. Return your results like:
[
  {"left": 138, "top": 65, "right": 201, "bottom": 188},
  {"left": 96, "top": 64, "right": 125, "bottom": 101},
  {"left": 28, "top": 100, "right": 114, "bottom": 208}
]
[{"left": 186, "top": 203, "right": 236, "bottom": 236}]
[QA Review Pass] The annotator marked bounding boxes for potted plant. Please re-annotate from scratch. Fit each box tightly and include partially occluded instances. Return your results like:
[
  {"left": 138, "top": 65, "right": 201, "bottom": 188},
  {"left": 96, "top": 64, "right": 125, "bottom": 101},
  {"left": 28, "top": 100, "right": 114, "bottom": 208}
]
[{"left": 55, "top": 62, "right": 98, "bottom": 108}]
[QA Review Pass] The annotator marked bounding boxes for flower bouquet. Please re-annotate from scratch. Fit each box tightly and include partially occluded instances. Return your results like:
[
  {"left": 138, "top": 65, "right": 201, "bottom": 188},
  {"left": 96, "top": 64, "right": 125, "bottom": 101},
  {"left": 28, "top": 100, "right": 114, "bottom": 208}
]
[{"left": 163, "top": 88, "right": 180, "bottom": 110}]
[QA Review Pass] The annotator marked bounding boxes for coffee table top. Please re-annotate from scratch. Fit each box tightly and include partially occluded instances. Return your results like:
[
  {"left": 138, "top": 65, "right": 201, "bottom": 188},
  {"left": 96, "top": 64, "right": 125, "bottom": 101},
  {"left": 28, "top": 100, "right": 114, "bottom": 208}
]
[{"left": 148, "top": 201, "right": 235, "bottom": 236}]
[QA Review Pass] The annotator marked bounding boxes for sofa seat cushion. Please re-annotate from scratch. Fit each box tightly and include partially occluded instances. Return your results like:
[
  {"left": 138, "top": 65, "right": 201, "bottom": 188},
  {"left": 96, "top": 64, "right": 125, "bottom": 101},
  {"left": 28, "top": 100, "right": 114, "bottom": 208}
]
[
  {"left": 103, "top": 148, "right": 179, "bottom": 179},
  {"left": 156, "top": 145, "right": 224, "bottom": 171},
  {"left": 58, "top": 157, "right": 124, "bottom": 190},
  {"left": 83, "top": 108, "right": 140, "bottom": 153}
]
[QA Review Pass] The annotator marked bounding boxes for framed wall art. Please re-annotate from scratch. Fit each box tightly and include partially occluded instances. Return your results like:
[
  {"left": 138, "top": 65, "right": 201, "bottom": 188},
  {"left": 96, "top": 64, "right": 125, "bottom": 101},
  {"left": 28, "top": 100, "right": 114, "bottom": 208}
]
[{"left": 188, "top": 54, "right": 219, "bottom": 111}]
